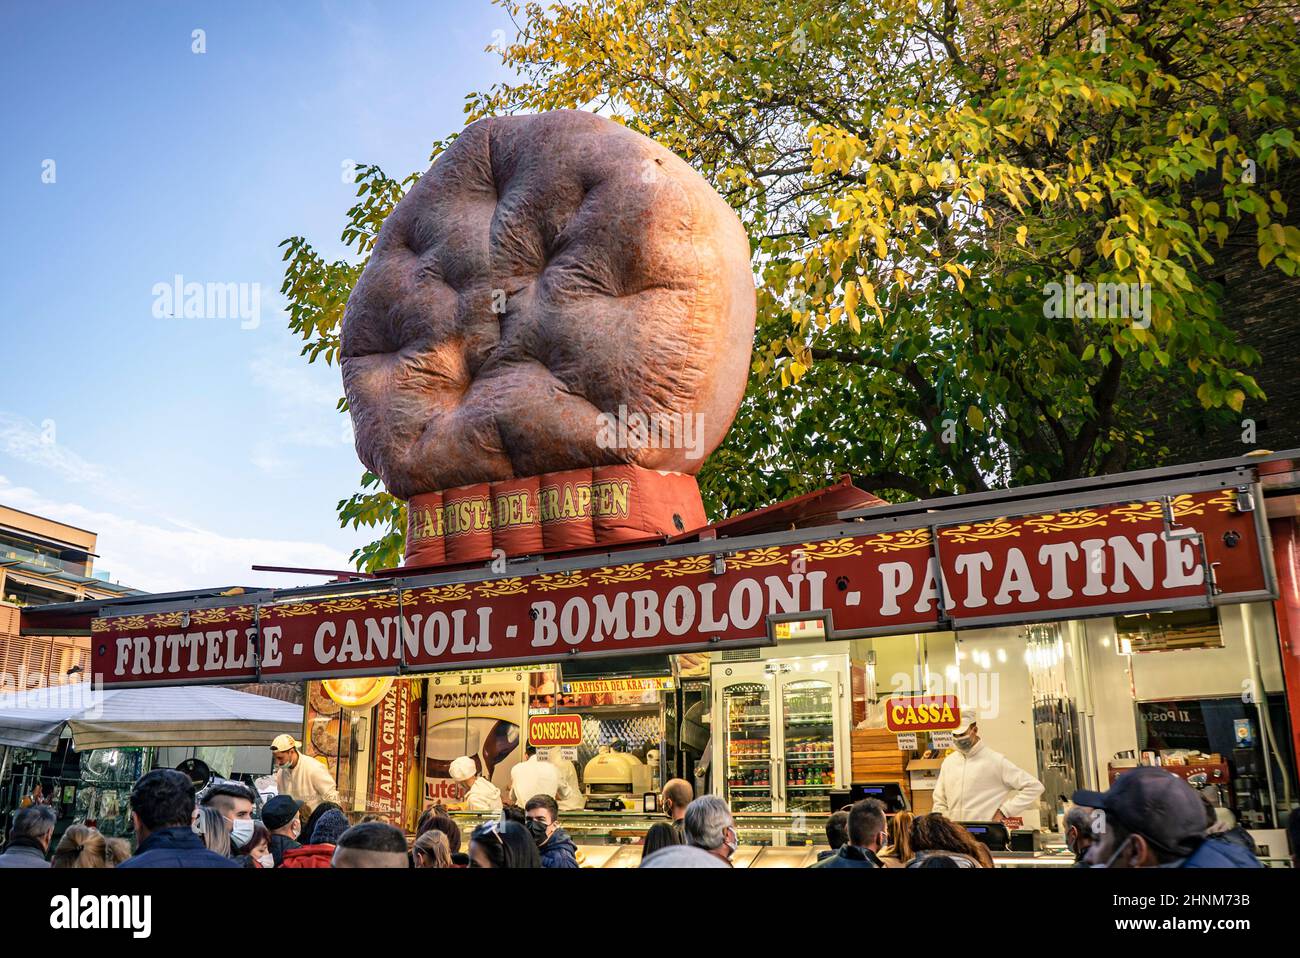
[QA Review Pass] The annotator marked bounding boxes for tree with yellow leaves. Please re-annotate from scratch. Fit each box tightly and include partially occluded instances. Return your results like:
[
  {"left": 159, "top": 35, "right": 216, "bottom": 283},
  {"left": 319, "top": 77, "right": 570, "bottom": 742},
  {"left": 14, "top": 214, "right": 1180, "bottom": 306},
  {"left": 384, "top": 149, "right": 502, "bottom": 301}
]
[{"left": 283, "top": 0, "right": 1299, "bottom": 569}]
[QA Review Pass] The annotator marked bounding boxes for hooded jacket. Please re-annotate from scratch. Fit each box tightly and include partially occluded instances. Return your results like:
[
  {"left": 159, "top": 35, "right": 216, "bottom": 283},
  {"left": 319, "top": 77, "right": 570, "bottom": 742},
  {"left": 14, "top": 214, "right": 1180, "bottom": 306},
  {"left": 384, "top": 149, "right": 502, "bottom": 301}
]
[
  {"left": 539, "top": 828, "right": 579, "bottom": 869},
  {"left": 117, "top": 827, "right": 242, "bottom": 869},
  {"left": 279, "top": 843, "right": 336, "bottom": 868}
]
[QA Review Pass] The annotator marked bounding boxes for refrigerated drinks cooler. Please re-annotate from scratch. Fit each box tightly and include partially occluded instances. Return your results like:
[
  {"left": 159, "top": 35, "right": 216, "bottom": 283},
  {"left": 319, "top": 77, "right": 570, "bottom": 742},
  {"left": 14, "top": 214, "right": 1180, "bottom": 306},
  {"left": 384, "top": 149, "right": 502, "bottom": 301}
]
[{"left": 711, "top": 654, "right": 850, "bottom": 818}]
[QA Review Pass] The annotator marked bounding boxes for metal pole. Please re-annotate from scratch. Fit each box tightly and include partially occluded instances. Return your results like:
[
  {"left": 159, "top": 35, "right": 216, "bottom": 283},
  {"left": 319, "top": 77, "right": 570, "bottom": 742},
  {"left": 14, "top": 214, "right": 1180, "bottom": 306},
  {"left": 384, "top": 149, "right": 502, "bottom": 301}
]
[{"left": 1239, "top": 603, "right": 1279, "bottom": 827}]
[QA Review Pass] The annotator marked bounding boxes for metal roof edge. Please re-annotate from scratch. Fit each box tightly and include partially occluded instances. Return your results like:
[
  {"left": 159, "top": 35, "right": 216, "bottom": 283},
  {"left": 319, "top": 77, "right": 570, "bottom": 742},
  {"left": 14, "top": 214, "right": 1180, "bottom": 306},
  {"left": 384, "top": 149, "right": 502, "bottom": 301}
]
[{"left": 837, "top": 448, "right": 1299, "bottom": 521}]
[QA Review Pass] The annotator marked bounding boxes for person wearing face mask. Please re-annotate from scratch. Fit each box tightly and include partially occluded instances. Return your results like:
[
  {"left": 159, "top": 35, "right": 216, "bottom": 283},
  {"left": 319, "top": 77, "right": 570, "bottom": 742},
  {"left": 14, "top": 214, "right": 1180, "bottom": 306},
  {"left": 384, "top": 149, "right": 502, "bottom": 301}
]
[
  {"left": 270, "top": 734, "right": 340, "bottom": 813},
  {"left": 261, "top": 795, "right": 305, "bottom": 866},
  {"left": 199, "top": 781, "right": 258, "bottom": 858},
  {"left": 641, "top": 795, "right": 736, "bottom": 868},
  {"left": 660, "top": 778, "right": 693, "bottom": 842},
  {"left": 448, "top": 755, "right": 504, "bottom": 812},
  {"left": 232, "top": 823, "right": 274, "bottom": 869},
  {"left": 523, "top": 794, "right": 579, "bottom": 868},
  {"left": 1073, "top": 767, "right": 1261, "bottom": 869},
  {"left": 1063, "top": 803, "right": 1095, "bottom": 866},
  {"left": 811, "top": 798, "right": 888, "bottom": 868},
  {"left": 931, "top": 713, "right": 1044, "bottom": 824}
]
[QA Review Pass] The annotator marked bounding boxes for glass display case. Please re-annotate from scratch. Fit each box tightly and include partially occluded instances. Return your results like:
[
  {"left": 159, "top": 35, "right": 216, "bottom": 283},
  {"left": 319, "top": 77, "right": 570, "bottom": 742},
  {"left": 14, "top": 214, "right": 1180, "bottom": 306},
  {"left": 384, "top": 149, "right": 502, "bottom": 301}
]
[
  {"left": 721, "top": 682, "right": 773, "bottom": 814},
  {"left": 711, "top": 653, "right": 850, "bottom": 836}
]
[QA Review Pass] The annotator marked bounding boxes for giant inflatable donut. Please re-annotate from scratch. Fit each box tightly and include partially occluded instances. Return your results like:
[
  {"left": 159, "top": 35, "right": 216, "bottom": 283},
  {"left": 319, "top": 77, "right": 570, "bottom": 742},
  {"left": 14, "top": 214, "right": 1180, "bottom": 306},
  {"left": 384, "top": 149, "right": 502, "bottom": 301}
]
[{"left": 342, "top": 110, "right": 755, "bottom": 566}]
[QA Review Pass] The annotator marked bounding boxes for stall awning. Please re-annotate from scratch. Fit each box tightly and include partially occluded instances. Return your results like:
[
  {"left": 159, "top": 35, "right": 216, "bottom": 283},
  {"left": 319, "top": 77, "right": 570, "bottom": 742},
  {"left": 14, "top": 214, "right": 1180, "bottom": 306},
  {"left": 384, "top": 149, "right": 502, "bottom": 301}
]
[{"left": 0, "top": 682, "right": 303, "bottom": 752}]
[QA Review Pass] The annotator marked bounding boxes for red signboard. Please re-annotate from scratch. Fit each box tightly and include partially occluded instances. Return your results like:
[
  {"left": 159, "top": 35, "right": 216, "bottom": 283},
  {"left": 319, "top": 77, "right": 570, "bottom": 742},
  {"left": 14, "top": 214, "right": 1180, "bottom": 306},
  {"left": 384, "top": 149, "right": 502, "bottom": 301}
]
[
  {"left": 369, "top": 680, "right": 419, "bottom": 820},
  {"left": 90, "top": 489, "right": 1271, "bottom": 687},
  {"left": 528, "top": 714, "right": 583, "bottom": 747},
  {"left": 886, "top": 695, "right": 962, "bottom": 733}
]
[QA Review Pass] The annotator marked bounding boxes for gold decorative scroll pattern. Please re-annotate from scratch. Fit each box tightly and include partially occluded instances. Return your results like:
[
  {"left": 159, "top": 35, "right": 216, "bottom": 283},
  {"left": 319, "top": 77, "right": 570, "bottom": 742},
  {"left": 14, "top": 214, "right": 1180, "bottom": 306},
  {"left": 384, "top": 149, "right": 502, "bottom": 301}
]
[{"left": 92, "top": 492, "right": 1238, "bottom": 633}]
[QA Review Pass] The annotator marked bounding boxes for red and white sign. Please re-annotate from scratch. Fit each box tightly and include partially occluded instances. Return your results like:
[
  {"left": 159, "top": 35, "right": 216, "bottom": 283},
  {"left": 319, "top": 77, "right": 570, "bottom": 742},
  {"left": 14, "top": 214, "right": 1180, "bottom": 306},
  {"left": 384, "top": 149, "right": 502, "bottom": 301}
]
[
  {"left": 90, "top": 489, "right": 1270, "bottom": 687},
  {"left": 528, "top": 714, "right": 583, "bottom": 747},
  {"left": 369, "top": 679, "right": 420, "bottom": 819},
  {"left": 886, "top": 695, "right": 962, "bottom": 733}
]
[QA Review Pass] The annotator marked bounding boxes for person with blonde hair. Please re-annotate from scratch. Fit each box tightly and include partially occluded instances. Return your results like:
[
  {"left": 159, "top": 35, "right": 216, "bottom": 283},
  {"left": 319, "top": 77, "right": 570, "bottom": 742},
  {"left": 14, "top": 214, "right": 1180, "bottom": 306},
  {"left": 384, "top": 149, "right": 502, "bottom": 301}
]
[
  {"left": 51, "top": 824, "right": 111, "bottom": 868},
  {"left": 413, "top": 829, "right": 451, "bottom": 868},
  {"left": 192, "top": 805, "right": 232, "bottom": 858},
  {"left": 878, "top": 810, "right": 914, "bottom": 867},
  {"left": 105, "top": 837, "right": 131, "bottom": 867}
]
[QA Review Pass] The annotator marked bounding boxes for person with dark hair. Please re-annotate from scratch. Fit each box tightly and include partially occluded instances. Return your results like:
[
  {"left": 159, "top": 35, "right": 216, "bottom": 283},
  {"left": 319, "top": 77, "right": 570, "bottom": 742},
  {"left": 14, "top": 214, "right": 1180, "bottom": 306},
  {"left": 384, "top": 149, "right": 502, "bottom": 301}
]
[
  {"left": 302, "top": 800, "right": 342, "bottom": 846},
  {"left": 641, "top": 821, "right": 682, "bottom": 861},
  {"left": 262, "top": 795, "right": 305, "bottom": 865},
  {"left": 879, "top": 810, "right": 914, "bottom": 868},
  {"left": 331, "top": 821, "right": 410, "bottom": 868},
  {"left": 0, "top": 805, "right": 56, "bottom": 868},
  {"left": 232, "top": 823, "right": 273, "bottom": 869},
  {"left": 905, "top": 813, "right": 990, "bottom": 868},
  {"left": 200, "top": 780, "right": 257, "bottom": 854},
  {"left": 509, "top": 744, "right": 573, "bottom": 806},
  {"left": 524, "top": 793, "right": 578, "bottom": 868},
  {"left": 1073, "top": 767, "right": 1261, "bottom": 868},
  {"left": 816, "top": 810, "right": 850, "bottom": 862},
  {"left": 281, "top": 808, "right": 349, "bottom": 868},
  {"left": 119, "top": 769, "right": 240, "bottom": 868},
  {"left": 416, "top": 807, "right": 462, "bottom": 853},
  {"left": 468, "top": 819, "right": 541, "bottom": 868},
  {"left": 914, "top": 854, "right": 961, "bottom": 868},
  {"left": 501, "top": 803, "right": 527, "bottom": 826},
  {"left": 416, "top": 807, "right": 466, "bottom": 866},
  {"left": 812, "top": 798, "right": 887, "bottom": 868}
]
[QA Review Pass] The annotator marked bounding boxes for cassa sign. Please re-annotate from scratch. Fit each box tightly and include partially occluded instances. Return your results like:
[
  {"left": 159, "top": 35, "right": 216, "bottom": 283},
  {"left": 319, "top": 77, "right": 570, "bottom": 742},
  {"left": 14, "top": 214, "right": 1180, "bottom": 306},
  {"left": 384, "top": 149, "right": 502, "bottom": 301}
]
[
  {"left": 886, "top": 695, "right": 961, "bottom": 733},
  {"left": 529, "top": 714, "right": 582, "bottom": 747}
]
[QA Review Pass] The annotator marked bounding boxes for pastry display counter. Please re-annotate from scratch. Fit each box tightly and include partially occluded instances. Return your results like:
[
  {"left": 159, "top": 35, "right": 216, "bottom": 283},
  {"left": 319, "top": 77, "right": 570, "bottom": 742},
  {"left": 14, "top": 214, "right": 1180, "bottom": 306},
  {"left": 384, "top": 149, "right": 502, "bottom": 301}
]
[{"left": 447, "top": 809, "right": 1104, "bottom": 867}]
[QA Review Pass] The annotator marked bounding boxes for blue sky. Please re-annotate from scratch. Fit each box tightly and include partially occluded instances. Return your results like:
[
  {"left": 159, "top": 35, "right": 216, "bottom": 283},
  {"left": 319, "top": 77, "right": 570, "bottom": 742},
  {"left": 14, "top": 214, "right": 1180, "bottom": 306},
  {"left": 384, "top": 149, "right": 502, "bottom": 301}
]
[{"left": 0, "top": 0, "right": 514, "bottom": 591}]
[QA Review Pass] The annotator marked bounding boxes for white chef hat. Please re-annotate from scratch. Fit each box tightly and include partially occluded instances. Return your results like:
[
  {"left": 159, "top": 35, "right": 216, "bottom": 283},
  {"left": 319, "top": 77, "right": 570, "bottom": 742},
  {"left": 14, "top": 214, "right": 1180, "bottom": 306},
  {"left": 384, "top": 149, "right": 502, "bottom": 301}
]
[{"left": 449, "top": 756, "right": 478, "bottom": 782}]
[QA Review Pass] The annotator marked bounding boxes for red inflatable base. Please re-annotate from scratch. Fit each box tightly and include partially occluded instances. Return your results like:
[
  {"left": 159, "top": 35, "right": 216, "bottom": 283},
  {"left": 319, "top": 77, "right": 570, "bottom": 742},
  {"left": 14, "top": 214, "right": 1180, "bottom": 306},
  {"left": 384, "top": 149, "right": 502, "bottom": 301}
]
[{"left": 404, "top": 465, "right": 706, "bottom": 568}]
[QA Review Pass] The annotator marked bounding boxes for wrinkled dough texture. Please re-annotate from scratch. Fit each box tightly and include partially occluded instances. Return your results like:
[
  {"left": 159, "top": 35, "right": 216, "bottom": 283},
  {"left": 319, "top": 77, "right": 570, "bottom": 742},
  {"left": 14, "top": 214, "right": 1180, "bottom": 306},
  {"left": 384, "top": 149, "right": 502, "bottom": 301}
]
[{"left": 342, "top": 110, "right": 756, "bottom": 501}]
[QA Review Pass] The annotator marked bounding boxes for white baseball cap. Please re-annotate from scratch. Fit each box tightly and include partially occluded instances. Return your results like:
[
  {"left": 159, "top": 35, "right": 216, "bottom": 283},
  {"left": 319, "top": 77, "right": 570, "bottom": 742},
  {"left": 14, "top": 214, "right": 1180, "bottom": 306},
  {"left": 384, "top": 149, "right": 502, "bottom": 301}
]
[
  {"left": 269, "top": 734, "right": 302, "bottom": 752},
  {"left": 952, "top": 711, "right": 978, "bottom": 736}
]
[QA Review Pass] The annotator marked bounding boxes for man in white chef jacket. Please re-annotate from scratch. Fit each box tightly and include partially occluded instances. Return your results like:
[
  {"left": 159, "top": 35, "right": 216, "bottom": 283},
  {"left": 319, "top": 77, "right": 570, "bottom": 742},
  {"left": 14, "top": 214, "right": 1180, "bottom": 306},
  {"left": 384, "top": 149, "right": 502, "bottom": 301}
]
[
  {"left": 449, "top": 755, "right": 504, "bottom": 812},
  {"left": 509, "top": 745, "right": 577, "bottom": 807},
  {"left": 932, "top": 714, "right": 1044, "bottom": 824}
]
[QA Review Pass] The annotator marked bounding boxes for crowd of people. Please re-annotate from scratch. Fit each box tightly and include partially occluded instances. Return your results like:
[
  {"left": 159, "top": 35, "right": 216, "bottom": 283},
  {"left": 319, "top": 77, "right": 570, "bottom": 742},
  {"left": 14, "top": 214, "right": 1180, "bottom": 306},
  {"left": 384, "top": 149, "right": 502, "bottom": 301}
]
[{"left": 0, "top": 750, "right": 1288, "bottom": 869}]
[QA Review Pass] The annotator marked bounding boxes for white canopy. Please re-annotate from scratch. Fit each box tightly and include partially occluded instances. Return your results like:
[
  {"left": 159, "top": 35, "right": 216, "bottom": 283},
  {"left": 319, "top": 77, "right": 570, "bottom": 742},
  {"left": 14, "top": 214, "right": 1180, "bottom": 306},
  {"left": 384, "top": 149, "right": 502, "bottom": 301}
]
[{"left": 0, "top": 682, "right": 302, "bottom": 752}]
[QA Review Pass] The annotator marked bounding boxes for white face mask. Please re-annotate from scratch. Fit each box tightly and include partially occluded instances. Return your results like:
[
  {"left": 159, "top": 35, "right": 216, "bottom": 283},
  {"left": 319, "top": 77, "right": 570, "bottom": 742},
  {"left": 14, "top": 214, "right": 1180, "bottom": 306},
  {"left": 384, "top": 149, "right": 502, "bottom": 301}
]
[
  {"left": 257, "top": 853, "right": 274, "bottom": 868},
  {"left": 724, "top": 826, "right": 739, "bottom": 858},
  {"left": 230, "top": 818, "right": 256, "bottom": 847}
]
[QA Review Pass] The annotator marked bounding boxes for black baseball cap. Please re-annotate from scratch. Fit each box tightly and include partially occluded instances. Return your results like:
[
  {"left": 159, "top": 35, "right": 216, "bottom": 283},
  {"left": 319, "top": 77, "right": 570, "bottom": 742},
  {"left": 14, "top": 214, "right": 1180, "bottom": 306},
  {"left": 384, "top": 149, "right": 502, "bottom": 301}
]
[
  {"left": 1072, "top": 767, "right": 1210, "bottom": 857},
  {"left": 262, "top": 795, "right": 305, "bottom": 830}
]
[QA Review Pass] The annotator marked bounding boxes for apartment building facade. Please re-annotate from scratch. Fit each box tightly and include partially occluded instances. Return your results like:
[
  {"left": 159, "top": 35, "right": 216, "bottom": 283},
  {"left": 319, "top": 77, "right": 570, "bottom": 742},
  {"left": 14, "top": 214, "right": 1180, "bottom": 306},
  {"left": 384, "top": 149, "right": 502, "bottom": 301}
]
[{"left": 0, "top": 504, "right": 139, "bottom": 685}]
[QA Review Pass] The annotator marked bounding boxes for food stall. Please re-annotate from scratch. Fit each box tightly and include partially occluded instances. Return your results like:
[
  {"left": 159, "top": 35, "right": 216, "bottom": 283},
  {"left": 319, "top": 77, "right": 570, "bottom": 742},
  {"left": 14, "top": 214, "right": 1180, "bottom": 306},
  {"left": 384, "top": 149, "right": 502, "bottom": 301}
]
[
  {"left": 0, "top": 681, "right": 302, "bottom": 839},
  {"left": 13, "top": 451, "right": 1298, "bottom": 865}
]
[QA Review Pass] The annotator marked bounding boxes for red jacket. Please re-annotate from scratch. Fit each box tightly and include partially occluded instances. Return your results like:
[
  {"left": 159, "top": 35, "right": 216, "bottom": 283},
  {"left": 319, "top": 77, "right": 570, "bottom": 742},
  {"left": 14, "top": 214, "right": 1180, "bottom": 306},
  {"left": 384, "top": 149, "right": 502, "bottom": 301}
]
[{"left": 279, "top": 843, "right": 335, "bottom": 868}]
